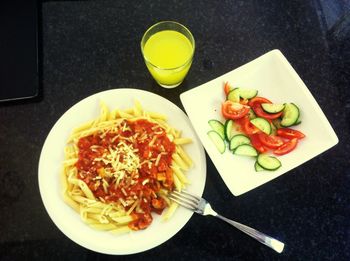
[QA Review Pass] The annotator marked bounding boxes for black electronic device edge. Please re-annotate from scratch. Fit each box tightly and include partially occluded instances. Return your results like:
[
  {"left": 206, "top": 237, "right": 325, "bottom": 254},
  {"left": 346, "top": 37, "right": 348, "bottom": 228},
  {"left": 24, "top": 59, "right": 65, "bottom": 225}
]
[{"left": 0, "top": 0, "right": 40, "bottom": 103}]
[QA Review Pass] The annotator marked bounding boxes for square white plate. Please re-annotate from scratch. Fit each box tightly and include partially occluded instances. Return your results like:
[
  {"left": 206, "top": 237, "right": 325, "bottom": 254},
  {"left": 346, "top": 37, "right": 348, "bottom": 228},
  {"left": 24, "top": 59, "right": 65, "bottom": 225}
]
[{"left": 180, "top": 49, "right": 338, "bottom": 196}]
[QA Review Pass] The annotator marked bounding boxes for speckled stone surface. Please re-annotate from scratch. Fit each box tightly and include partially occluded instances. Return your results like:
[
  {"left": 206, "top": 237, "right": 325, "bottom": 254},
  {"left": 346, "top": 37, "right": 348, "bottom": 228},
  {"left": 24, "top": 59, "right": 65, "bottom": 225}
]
[{"left": 0, "top": 0, "right": 349, "bottom": 260}]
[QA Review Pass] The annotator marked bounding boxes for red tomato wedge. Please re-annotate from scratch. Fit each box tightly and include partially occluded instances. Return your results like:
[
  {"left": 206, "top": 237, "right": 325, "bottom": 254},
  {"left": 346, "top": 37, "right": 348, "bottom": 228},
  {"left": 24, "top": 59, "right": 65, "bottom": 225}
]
[
  {"left": 248, "top": 97, "right": 272, "bottom": 107},
  {"left": 236, "top": 116, "right": 260, "bottom": 135},
  {"left": 253, "top": 106, "right": 283, "bottom": 119},
  {"left": 273, "top": 138, "right": 298, "bottom": 155},
  {"left": 250, "top": 133, "right": 268, "bottom": 153},
  {"left": 277, "top": 128, "right": 305, "bottom": 139},
  {"left": 222, "top": 100, "right": 250, "bottom": 120},
  {"left": 249, "top": 96, "right": 283, "bottom": 120},
  {"left": 258, "top": 132, "right": 284, "bottom": 149},
  {"left": 224, "top": 82, "right": 232, "bottom": 96}
]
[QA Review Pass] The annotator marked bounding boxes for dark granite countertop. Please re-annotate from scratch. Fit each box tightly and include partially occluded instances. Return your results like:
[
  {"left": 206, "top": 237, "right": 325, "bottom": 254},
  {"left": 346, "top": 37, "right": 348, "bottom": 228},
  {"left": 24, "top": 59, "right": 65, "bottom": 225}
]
[{"left": 1, "top": 0, "right": 349, "bottom": 260}]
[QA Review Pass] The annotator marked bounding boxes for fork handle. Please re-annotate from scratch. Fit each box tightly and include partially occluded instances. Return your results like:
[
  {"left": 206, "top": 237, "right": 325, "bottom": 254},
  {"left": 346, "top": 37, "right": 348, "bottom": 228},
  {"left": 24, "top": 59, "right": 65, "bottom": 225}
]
[{"left": 215, "top": 214, "right": 285, "bottom": 253}]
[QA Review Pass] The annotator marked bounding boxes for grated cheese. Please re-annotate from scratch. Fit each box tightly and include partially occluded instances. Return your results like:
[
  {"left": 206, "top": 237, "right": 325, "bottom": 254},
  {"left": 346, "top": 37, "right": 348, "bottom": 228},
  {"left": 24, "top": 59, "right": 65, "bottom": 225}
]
[
  {"left": 142, "top": 179, "right": 149, "bottom": 185},
  {"left": 148, "top": 135, "right": 157, "bottom": 146},
  {"left": 155, "top": 154, "right": 162, "bottom": 166},
  {"left": 93, "top": 139, "right": 141, "bottom": 185}
]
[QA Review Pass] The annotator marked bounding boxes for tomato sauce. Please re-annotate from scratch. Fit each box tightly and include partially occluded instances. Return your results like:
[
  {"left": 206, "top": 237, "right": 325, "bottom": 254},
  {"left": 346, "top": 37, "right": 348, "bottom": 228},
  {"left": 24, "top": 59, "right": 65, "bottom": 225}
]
[{"left": 75, "top": 119, "right": 176, "bottom": 230}]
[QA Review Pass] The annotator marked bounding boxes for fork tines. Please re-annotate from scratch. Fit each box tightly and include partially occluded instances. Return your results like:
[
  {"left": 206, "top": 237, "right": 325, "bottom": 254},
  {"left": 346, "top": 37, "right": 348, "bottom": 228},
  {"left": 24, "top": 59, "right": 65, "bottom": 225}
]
[{"left": 168, "top": 190, "right": 200, "bottom": 211}]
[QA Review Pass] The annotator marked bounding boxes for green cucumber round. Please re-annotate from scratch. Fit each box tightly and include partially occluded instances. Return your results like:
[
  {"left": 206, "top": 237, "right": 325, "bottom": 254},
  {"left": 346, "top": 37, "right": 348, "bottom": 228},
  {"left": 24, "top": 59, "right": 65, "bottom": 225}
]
[
  {"left": 207, "top": 131, "right": 226, "bottom": 154},
  {"left": 257, "top": 154, "right": 281, "bottom": 170},
  {"left": 234, "top": 144, "right": 258, "bottom": 157},
  {"left": 224, "top": 119, "right": 241, "bottom": 141},
  {"left": 250, "top": 117, "right": 271, "bottom": 134},
  {"left": 229, "top": 134, "right": 251, "bottom": 151},
  {"left": 261, "top": 103, "right": 285, "bottom": 114},
  {"left": 227, "top": 88, "right": 240, "bottom": 102},
  {"left": 238, "top": 88, "right": 258, "bottom": 99},
  {"left": 254, "top": 161, "right": 265, "bottom": 172},
  {"left": 208, "top": 119, "right": 225, "bottom": 139},
  {"left": 281, "top": 103, "right": 300, "bottom": 127}
]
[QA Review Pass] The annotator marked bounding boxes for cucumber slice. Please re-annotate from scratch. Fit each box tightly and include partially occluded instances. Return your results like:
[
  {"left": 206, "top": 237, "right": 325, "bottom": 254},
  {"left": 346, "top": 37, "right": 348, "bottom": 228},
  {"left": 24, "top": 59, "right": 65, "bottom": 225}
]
[
  {"left": 250, "top": 117, "right": 271, "bottom": 134},
  {"left": 254, "top": 161, "right": 265, "bottom": 172},
  {"left": 281, "top": 103, "right": 300, "bottom": 127},
  {"left": 207, "top": 131, "right": 226, "bottom": 154},
  {"left": 229, "top": 134, "right": 251, "bottom": 151},
  {"left": 238, "top": 88, "right": 258, "bottom": 99},
  {"left": 224, "top": 120, "right": 234, "bottom": 141},
  {"left": 261, "top": 103, "right": 285, "bottom": 114},
  {"left": 208, "top": 119, "right": 225, "bottom": 139},
  {"left": 227, "top": 88, "right": 240, "bottom": 102},
  {"left": 294, "top": 118, "right": 302, "bottom": 125},
  {"left": 234, "top": 144, "right": 258, "bottom": 157},
  {"left": 224, "top": 119, "right": 241, "bottom": 141},
  {"left": 293, "top": 115, "right": 302, "bottom": 126},
  {"left": 257, "top": 154, "right": 281, "bottom": 170}
]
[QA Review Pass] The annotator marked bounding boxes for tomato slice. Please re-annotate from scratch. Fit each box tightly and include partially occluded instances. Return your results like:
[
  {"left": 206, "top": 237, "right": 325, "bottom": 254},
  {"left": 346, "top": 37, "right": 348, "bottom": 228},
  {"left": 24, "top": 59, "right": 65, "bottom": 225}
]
[
  {"left": 250, "top": 133, "right": 268, "bottom": 153},
  {"left": 273, "top": 138, "right": 298, "bottom": 155},
  {"left": 248, "top": 97, "right": 272, "bottom": 107},
  {"left": 253, "top": 106, "right": 283, "bottom": 119},
  {"left": 221, "top": 100, "right": 250, "bottom": 120},
  {"left": 249, "top": 97, "right": 282, "bottom": 120},
  {"left": 258, "top": 132, "right": 284, "bottom": 149},
  {"left": 236, "top": 116, "right": 260, "bottom": 135},
  {"left": 277, "top": 128, "right": 305, "bottom": 139},
  {"left": 224, "top": 82, "right": 232, "bottom": 96}
]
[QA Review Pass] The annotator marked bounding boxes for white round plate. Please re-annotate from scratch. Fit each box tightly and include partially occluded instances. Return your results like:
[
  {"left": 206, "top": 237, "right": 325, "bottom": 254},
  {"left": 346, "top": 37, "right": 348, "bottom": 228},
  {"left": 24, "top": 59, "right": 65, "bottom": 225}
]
[{"left": 38, "top": 88, "right": 206, "bottom": 255}]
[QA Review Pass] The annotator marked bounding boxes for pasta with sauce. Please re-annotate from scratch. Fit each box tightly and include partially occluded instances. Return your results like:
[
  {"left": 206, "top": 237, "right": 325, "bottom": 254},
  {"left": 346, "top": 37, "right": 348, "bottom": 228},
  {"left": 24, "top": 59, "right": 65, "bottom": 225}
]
[{"left": 61, "top": 100, "right": 193, "bottom": 233}]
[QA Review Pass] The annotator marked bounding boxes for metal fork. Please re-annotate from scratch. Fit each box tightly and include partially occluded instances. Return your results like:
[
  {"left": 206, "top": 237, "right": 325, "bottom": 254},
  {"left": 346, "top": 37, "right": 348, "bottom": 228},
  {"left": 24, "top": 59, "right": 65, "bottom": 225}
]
[{"left": 169, "top": 190, "right": 285, "bottom": 253}]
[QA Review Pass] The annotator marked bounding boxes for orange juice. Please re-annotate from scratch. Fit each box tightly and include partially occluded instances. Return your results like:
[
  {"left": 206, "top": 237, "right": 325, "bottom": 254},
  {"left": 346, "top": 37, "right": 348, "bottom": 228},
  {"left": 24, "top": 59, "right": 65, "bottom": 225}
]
[{"left": 142, "top": 29, "right": 194, "bottom": 87}]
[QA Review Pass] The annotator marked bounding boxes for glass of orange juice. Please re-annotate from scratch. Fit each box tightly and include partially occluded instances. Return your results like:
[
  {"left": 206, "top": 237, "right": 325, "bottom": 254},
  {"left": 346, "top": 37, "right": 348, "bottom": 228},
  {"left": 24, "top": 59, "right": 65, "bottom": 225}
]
[{"left": 141, "top": 21, "right": 195, "bottom": 88}]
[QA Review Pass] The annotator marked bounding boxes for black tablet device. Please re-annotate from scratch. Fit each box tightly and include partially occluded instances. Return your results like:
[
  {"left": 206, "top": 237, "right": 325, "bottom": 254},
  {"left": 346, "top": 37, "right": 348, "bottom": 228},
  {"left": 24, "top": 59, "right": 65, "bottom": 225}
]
[{"left": 0, "top": 0, "right": 39, "bottom": 102}]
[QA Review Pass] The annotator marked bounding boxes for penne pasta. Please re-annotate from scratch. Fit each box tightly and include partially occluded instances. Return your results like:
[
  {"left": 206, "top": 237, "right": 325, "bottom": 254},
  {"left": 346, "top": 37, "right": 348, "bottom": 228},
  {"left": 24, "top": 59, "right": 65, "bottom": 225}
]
[
  {"left": 123, "top": 108, "right": 135, "bottom": 114},
  {"left": 173, "top": 137, "right": 192, "bottom": 145},
  {"left": 62, "top": 158, "right": 78, "bottom": 167},
  {"left": 117, "top": 110, "right": 134, "bottom": 119},
  {"left": 173, "top": 174, "right": 183, "bottom": 191},
  {"left": 172, "top": 153, "right": 189, "bottom": 171},
  {"left": 110, "top": 226, "right": 132, "bottom": 234},
  {"left": 110, "top": 215, "right": 133, "bottom": 224},
  {"left": 109, "top": 108, "right": 119, "bottom": 120},
  {"left": 174, "top": 129, "right": 182, "bottom": 138},
  {"left": 133, "top": 100, "right": 143, "bottom": 116},
  {"left": 171, "top": 165, "right": 190, "bottom": 184},
  {"left": 89, "top": 223, "right": 119, "bottom": 231},
  {"left": 61, "top": 100, "right": 194, "bottom": 235},
  {"left": 71, "top": 120, "right": 94, "bottom": 135},
  {"left": 88, "top": 213, "right": 110, "bottom": 224},
  {"left": 147, "top": 111, "right": 167, "bottom": 120},
  {"left": 82, "top": 207, "right": 105, "bottom": 214},
  {"left": 60, "top": 167, "right": 68, "bottom": 193},
  {"left": 176, "top": 145, "right": 193, "bottom": 167},
  {"left": 78, "top": 180, "right": 95, "bottom": 200},
  {"left": 63, "top": 193, "right": 80, "bottom": 212},
  {"left": 99, "top": 101, "right": 109, "bottom": 122}
]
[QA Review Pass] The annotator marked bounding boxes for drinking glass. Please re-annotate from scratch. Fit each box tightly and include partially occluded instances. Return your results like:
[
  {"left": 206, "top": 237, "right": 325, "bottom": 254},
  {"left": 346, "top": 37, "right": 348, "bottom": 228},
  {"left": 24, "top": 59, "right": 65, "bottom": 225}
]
[{"left": 141, "top": 21, "right": 195, "bottom": 88}]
